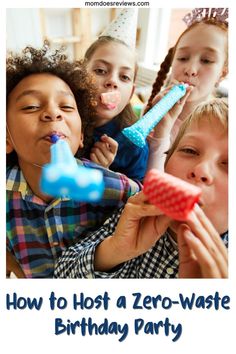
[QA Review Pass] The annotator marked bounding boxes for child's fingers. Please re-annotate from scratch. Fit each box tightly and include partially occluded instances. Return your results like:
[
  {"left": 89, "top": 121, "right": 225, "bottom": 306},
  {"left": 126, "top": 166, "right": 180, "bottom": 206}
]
[
  {"left": 90, "top": 142, "right": 116, "bottom": 167},
  {"left": 188, "top": 205, "right": 228, "bottom": 262},
  {"left": 100, "top": 135, "right": 118, "bottom": 154},
  {"left": 169, "top": 85, "right": 193, "bottom": 115},
  {"left": 92, "top": 144, "right": 108, "bottom": 159},
  {"left": 151, "top": 85, "right": 174, "bottom": 107},
  {"left": 178, "top": 224, "right": 197, "bottom": 262},
  {"left": 93, "top": 139, "right": 117, "bottom": 157},
  {"left": 124, "top": 201, "right": 165, "bottom": 220},
  {"left": 90, "top": 148, "right": 109, "bottom": 167},
  {"left": 169, "top": 78, "right": 180, "bottom": 86},
  {"left": 125, "top": 192, "right": 166, "bottom": 220},
  {"left": 183, "top": 228, "right": 228, "bottom": 278},
  {"left": 185, "top": 206, "right": 228, "bottom": 277},
  {"left": 90, "top": 152, "right": 100, "bottom": 165},
  {"left": 128, "top": 191, "right": 150, "bottom": 204},
  {"left": 177, "top": 85, "right": 193, "bottom": 105}
]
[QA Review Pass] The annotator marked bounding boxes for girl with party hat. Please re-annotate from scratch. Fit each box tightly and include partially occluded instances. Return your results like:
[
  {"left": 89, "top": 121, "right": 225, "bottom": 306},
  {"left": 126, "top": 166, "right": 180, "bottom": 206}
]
[{"left": 84, "top": 9, "right": 149, "bottom": 181}]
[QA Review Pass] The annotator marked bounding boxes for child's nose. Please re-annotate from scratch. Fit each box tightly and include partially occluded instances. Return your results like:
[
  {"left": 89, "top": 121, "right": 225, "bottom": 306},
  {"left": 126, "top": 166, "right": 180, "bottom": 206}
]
[
  {"left": 188, "top": 161, "right": 213, "bottom": 185},
  {"left": 41, "top": 107, "right": 62, "bottom": 121},
  {"left": 104, "top": 75, "right": 118, "bottom": 89},
  {"left": 184, "top": 62, "right": 198, "bottom": 77}
]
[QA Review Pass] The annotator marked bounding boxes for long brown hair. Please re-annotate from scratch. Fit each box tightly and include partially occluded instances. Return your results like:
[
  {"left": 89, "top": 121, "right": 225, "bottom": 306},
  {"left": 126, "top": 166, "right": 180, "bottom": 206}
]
[{"left": 145, "top": 18, "right": 228, "bottom": 114}]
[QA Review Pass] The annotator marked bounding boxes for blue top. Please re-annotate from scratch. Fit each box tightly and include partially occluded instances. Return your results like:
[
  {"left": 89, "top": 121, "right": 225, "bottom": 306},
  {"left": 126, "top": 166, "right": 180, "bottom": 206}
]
[{"left": 94, "top": 119, "right": 149, "bottom": 181}]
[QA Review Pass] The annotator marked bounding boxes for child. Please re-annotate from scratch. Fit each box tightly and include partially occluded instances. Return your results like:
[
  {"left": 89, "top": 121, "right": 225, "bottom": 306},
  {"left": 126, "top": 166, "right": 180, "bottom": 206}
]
[
  {"left": 146, "top": 8, "right": 228, "bottom": 171},
  {"left": 6, "top": 44, "right": 142, "bottom": 278},
  {"left": 83, "top": 9, "right": 149, "bottom": 181},
  {"left": 54, "top": 97, "right": 228, "bottom": 278}
]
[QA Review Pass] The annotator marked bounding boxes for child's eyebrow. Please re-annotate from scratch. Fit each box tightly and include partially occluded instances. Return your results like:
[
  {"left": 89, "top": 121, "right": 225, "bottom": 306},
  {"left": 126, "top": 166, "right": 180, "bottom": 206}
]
[
  {"left": 177, "top": 46, "right": 218, "bottom": 54},
  {"left": 93, "top": 59, "right": 133, "bottom": 71},
  {"left": 180, "top": 134, "right": 202, "bottom": 142},
  {"left": 16, "top": 89, "right": 74, "bottom": 101},
  {"left": 57, "top": 90, "right": 74, "bottom": 97},
  {"left": 16, "top": 90, "right": 41, "bottom": 101}
]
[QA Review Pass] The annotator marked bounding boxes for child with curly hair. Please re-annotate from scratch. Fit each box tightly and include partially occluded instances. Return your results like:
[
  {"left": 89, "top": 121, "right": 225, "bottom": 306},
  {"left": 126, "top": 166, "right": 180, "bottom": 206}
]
[{"left": 6, "top": 44, "right": 141, "bottom": 278}]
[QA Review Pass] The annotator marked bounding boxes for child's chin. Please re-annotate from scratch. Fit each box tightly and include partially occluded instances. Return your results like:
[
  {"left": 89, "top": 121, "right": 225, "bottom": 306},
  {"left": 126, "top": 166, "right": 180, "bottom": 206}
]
[{"left": 97, "top": 107, "right": 118, "bottom": 119}]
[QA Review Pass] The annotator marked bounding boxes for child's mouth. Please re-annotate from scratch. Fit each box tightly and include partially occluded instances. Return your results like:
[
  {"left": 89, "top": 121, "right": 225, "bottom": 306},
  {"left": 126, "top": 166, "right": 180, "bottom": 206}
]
[
  {"left": 43, "top": 132, "right": 66, "bottom": 142},
  {"left": 100, "top": 91, "right": 121, "bottom": 110},
  {"left": 104, "top": 103, "right": 117, "bottom": 110}
]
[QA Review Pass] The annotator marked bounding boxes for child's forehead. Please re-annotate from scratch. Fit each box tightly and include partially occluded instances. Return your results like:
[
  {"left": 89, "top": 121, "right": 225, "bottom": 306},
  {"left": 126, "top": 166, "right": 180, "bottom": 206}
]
[
  {"left": 11, "top": 73, "right": 73, "bottom": 96},
  {"left": 183, "top": 117, "right": 227, "bottom": 139},
  {"left": 90, "top": 42, "right": 136, "bottom": 67},
  {"left": 177, "top": 23, "right": 226, "bottom": 50}
]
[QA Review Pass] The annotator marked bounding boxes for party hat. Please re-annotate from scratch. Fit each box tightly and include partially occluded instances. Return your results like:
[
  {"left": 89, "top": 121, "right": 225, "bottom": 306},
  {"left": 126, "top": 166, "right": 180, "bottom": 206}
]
[{"left": 99, "top": 8, "right": 138, "bottom": 49}]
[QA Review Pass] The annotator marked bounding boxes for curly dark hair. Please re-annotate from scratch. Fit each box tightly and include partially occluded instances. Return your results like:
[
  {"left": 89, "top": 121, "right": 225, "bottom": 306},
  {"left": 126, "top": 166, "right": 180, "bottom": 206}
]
[{"left": 7, "top": 42, "right": 98, "bottom": 166}]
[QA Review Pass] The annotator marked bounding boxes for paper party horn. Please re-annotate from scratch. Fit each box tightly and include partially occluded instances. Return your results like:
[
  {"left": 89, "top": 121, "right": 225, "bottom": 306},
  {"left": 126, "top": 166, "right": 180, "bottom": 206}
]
[
  {"left": 122, "top": 84, "right": 188, "bottom": 148},
  {"left": 143, "top": 169, "right": 201, "bottom": 221}
]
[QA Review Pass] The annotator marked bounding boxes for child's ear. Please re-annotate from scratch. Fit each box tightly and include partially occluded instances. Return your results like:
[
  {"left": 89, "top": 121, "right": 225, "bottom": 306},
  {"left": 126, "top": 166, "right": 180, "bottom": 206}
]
[
  {"left": 79, "top": 132, "right": 84, "bottom": 149},
  {"left": 218, "top": 65, "right": 228, "bottom": 84},
  {"left": 6, "top": 132, "right": 14, "bottom": 154}
]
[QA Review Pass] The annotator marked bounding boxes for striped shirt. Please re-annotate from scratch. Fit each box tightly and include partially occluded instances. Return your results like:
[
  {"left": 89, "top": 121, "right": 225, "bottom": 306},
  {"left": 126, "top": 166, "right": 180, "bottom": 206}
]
[
  {"left": 7, "top": 159, "right": 141, "bottom": 278},
  {"left": 54, "top": 208, "right": 228, "bottom": 279}
]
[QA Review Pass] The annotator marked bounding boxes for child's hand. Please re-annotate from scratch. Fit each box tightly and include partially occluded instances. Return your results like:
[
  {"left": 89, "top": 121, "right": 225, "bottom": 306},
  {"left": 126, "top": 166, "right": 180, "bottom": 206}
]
[
  {"left": 178, "top": 204, "right": 228, "bottom": 278},
  {"left": 90, "top": 135, "right": 118, "bottom": 168},
  {"left": 94, "top": 191, "right": 171, "bottom": 271},
  {"left": 150, "top": 83, "right": 193, "bottom": 139},
  {"left": 6, "top": 250, "right": 25, "bottom": 278}
]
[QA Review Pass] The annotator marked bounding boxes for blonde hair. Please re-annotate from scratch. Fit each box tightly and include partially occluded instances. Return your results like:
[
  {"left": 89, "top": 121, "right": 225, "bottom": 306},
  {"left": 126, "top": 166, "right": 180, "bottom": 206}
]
[{"left": 165, "top": 97, "right": 228, "bottom": 164}]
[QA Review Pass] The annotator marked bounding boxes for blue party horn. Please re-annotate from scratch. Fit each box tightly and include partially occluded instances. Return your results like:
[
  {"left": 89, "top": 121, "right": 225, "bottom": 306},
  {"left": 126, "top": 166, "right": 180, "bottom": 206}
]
[
  {"left": 40, "top": 135, "right": 104, "bottom": 202},
  {"left": 122, "top": 84, "right": 188, "bottom": 148}
]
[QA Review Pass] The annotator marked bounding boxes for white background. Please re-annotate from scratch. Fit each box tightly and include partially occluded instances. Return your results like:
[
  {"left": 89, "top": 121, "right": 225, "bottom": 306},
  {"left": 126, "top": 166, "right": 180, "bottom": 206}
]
[{"left": 1, "top": 1, "right": 235, "bottom": 353}]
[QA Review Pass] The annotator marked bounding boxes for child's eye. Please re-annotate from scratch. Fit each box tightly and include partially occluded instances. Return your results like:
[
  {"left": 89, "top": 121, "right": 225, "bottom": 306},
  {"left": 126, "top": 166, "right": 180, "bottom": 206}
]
[
  {"left": 179, "top": 147, "right": 198, "bottom": 155},
  {"left": 121, "top": 74, "right": 131, "bottom": 82},
  {"left": 177, "top": 57, "right": 188, "bottom": 62},
  {"left": 61, "top": 105, "right": 75, "bottom": 110},
  {"left": 201, "top": 58, "right": 214, "bottom": 64},
  {"left": 94, "top": 68, "right": 107, "bottom": 75},
  {"left": 21, "top": 105, "right": 39, "bottom": 111}
]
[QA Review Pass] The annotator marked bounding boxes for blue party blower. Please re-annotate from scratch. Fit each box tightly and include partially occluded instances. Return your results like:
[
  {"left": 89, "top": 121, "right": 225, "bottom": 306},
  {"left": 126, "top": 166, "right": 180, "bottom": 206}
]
[
  {"left": 122, "top": 83, "right": 188, "bottom": 148},
  {"left": 40, "top": 135, "right": 104, "bottom": 202}
]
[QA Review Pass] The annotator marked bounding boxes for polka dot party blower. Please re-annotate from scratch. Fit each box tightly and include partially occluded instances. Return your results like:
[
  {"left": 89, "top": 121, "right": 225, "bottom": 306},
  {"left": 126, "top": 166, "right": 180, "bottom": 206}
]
[
  {"left": 143, "top": 169, "right": 201, "bottom": 221},
  {"left": 122, "top": 84, "right": 188, "bottom": 148},
  {"left": 40, "top": 134, "right": 104, "bottom": 202}
]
